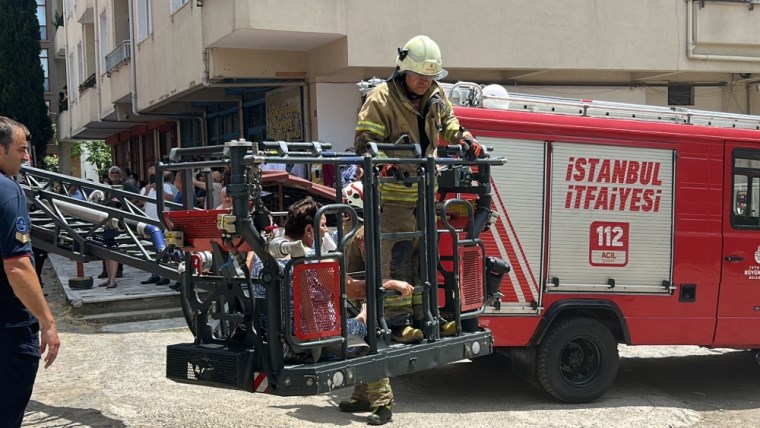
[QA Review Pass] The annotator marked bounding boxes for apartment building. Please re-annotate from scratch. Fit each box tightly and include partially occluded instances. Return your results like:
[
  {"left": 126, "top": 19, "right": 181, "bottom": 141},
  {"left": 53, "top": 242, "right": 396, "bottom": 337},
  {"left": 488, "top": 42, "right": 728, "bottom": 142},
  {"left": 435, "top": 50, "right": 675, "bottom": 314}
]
[
  {"left": 37, "top": 0, "right": 60, "bottom": 161},
  {"left": 53, "top": 0, "right": 760, "bottom": 179}
]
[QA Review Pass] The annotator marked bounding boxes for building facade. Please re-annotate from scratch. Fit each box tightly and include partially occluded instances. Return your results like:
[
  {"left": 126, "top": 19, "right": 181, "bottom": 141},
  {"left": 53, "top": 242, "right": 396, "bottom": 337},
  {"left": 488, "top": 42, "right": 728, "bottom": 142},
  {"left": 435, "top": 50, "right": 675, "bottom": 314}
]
[
  {"left": 37, "top": 0, "right": 60, "bottom": 162},
  {"left": 53, "top": 0, "right": 760, "bottom": 179}
]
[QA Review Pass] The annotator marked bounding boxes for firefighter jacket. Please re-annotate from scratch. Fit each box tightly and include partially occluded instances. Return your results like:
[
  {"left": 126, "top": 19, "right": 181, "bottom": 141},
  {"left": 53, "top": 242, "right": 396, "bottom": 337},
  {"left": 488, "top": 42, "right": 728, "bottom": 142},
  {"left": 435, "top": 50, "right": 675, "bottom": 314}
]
[{"left": 355, "top": 77, "right": 466, "bottom": 203}]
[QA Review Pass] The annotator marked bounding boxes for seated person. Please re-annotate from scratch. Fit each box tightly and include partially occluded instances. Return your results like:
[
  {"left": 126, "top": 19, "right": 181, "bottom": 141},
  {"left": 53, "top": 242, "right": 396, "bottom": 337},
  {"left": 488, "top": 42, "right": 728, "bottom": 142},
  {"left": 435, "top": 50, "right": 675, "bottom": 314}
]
[
  {"left": 215, "top": 186, "right": 232, "bottom": 210},
  {"left": 250, "top": 197, "right": 369, "bottom": 361},
  {"left": 340, "top": 182, "right": 423, "bottom": 343},
  {"left": 250, "top": 197, "right": 414, "bottom": 355}
]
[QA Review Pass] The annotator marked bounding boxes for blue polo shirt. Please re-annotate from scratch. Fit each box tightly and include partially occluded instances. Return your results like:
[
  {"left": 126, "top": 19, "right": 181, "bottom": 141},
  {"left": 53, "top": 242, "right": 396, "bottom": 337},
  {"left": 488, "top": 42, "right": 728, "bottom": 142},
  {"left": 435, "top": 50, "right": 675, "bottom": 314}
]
[
  {"left": 0, "top": 173, "right": 39, "bottom": 357},
  {"left": 173, "top": 190, "right": 197, "bottom": 208}
]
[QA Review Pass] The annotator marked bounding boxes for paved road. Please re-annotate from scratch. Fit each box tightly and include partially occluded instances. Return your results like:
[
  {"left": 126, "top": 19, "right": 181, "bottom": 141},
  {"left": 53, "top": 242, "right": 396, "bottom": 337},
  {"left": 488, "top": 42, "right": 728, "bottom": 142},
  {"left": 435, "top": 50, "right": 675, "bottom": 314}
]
[{"left": 23, "top": 265, "right": 760, "bottom": 427}]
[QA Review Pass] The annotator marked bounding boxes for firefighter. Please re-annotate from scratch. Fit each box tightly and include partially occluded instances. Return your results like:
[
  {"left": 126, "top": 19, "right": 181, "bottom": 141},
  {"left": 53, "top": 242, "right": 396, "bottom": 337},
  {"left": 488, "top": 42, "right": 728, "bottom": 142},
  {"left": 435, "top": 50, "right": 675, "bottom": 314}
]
[
  {"left": 339, "top": 181, "right": 414, "bottom": 426},
  {"left": 354, "top": 35, "right": 483, "bottom": 340}
]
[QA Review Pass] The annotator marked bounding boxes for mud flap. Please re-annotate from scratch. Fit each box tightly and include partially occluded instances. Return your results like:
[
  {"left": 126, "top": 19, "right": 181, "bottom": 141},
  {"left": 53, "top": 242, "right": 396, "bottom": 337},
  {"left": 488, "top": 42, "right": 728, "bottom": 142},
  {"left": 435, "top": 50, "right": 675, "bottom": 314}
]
[{"left": 510, "top": 346, "right": 538, "bottom": 387}]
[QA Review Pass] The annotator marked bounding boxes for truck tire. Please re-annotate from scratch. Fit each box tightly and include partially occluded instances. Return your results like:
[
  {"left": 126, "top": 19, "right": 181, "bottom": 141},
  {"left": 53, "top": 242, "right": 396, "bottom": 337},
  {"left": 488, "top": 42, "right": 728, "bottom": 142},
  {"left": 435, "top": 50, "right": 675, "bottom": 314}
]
[{"left": 536, "top": 317, "right": 619, "bottom": 403}]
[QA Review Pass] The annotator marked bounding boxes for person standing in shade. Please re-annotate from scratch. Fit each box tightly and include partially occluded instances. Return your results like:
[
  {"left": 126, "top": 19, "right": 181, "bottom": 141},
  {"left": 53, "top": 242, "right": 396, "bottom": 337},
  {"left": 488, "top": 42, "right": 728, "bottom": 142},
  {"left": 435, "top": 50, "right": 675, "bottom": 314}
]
[
  {"left": 0, "top": 117, "right": 60, "bottom": 428},
  {"left": 140, "top": 166, "right": 175, "bottom": 286},
  {"left": 192, "top": 170, "right": 223, "bottom": 209},
  {"left": 97, "top": 165, "right": 125, "bottom": 279}
]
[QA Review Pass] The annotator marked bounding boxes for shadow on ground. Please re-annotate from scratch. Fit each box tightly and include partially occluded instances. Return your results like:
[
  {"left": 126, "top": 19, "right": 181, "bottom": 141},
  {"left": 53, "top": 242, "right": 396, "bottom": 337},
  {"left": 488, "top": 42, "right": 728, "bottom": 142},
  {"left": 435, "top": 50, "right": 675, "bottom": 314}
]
[{"left": 24, "top": 400, "right": 126, "bottom": 427}]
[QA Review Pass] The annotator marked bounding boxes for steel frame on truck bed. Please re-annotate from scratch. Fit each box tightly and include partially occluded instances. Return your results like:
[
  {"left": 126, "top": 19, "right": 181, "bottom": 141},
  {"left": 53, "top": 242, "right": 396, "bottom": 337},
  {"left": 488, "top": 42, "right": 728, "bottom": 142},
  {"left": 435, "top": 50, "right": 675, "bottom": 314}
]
[{"left": 161, "top": 139, "right": 506, "bottom": 396}]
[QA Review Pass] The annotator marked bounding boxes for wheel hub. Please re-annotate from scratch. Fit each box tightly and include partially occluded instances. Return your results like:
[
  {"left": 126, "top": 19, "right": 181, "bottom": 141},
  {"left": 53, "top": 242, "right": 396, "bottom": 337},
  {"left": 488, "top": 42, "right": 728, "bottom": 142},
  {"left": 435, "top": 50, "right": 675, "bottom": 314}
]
[{"left": 559, "top": 336, "right": 601, "bottom": 386}]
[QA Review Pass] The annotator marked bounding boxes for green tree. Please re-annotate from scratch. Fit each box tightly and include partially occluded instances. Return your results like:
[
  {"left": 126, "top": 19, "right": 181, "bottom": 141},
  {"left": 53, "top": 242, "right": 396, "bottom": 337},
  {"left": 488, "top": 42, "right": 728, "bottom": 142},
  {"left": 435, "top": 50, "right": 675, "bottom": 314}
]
[
  {"left": 0, "top": 0, "right": 53, "bottom": 162},
  {"left": 42, "top": 153, "right": 59, "bottom": 172},
  {"left": 72, "top": 140, "right": 112, "bottom": 177}
]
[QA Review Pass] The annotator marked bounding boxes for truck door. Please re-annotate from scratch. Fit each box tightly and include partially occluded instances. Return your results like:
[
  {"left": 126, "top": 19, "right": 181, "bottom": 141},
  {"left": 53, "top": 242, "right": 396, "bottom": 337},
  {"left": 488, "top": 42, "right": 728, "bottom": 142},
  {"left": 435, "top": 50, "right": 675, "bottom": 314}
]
[
  {"left": 480, "top": 137, "right": 545, "bottom": 315},
  {"left": 716, "top": 144, "right": 760, "bottom": 347}
]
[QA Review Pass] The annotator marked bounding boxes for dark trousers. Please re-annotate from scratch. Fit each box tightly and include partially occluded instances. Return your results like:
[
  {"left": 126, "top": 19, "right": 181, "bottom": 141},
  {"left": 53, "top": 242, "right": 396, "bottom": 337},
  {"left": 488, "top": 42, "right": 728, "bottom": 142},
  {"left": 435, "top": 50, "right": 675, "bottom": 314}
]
[
  {"left": 32, "top": 248, "right": 48, "bottom": 284},
  {"left": 0, "top": 345, "right": 40, "bottom": 427}
]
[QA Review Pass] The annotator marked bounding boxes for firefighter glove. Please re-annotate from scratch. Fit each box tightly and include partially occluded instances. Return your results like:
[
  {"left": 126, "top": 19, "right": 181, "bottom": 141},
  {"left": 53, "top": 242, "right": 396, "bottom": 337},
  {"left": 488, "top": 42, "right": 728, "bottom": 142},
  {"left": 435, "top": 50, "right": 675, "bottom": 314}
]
[
  {"left": 380, "top": 164, "right": 412, "bottom": 187},
  {"left": 460, "top": 136, "right": 484, "bottom": 161}
]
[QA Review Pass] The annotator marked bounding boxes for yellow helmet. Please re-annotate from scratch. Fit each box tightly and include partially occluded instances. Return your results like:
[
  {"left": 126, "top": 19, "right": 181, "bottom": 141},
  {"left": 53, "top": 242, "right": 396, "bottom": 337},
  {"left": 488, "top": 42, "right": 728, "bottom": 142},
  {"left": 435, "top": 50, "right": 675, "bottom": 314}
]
[{"left": 396, "top": 35, "right": 448, "bottom": 80}]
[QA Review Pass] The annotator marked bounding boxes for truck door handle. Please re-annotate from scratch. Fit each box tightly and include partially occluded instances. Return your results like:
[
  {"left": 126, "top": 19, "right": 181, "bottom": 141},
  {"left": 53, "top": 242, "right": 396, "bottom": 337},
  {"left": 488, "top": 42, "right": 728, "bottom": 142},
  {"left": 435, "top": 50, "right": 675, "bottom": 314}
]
[{"left": 725, "top": 255, "right": 744, "bottom": 263}]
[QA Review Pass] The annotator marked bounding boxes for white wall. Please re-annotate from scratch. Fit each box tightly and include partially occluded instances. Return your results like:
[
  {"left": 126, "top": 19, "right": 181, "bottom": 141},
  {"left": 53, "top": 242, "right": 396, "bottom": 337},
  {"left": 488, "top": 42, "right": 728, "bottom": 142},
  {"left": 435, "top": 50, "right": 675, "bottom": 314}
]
[
  {"left": 79, "top": 143, "right": 101, "bottom": 181},
  {"left": 314, "top": 83, "right": 361, "bottom": 152}
]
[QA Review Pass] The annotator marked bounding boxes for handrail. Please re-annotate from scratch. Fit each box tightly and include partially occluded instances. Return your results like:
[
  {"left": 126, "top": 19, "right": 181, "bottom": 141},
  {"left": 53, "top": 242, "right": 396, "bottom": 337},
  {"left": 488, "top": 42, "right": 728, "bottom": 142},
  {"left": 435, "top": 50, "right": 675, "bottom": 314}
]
[{"left": 105, "top": 40, "right": 131, "bottom": 75}]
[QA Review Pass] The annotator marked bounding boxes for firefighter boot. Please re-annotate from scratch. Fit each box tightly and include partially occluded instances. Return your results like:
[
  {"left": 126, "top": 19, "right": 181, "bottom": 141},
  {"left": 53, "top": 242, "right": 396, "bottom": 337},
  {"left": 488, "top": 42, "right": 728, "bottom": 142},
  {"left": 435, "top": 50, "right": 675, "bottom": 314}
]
[
  {"left": 368, "top": 406, "right": 393, "bottom": 425},
  {"left": 392, "top": 326, "right": 423, "bottom": 344},
  {"left": 338, "top": 399, "right": 371, "bottom": 413},
  {"left": 440, "top": 320, "right": 457, "bottom": 337}
]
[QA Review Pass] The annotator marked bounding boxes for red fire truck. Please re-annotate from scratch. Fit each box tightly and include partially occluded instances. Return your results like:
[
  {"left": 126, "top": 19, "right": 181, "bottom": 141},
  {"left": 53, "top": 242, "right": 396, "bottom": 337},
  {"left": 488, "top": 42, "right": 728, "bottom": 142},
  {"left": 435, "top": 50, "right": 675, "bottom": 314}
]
[
  {"left": 22, "top": 81, "right": 760, "bottom": 406},
  {"left": 447, "top": 82, "right": 760, "bottom": 403}
]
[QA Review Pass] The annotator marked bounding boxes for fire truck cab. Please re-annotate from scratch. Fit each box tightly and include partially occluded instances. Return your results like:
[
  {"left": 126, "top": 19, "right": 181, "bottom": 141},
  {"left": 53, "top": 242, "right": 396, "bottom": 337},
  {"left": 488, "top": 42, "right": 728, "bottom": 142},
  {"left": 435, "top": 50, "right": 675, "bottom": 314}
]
[{"left": 447, "top": 82, "right": 760, "bottom": 403}]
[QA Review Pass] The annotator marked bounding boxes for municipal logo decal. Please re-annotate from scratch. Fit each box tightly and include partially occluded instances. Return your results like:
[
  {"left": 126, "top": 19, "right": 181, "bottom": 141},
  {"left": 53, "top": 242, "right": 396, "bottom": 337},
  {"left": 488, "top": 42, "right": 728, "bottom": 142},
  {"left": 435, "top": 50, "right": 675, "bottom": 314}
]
[
  {"left": 16, "top": 217, "right": 27, "bottom": 233},
  {"left": 755, "top": 246, "right": 760, "bottom": 264}
]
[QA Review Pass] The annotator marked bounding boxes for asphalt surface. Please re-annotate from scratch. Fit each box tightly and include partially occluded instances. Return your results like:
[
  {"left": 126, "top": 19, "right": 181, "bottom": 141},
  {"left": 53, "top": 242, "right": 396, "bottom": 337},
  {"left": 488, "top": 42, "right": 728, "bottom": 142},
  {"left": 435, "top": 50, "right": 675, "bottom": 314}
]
[{"left": 22, "top": 262, "right": 760, "bottom": 427}]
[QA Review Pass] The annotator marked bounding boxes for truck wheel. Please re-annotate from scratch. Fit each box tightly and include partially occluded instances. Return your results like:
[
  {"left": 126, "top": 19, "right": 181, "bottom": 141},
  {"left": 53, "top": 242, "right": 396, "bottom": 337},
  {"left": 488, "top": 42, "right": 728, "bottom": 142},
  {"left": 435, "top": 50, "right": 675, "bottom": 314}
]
[{"left": 536, "top": 317, "right": 619, "bottom": 403}]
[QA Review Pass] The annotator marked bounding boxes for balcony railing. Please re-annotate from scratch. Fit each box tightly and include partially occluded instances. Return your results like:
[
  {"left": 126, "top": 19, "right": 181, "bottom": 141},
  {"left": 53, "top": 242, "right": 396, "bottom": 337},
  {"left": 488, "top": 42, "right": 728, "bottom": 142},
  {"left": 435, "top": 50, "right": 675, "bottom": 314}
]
[{"left": 105, "top": 40, "right": 131, "bottom": 76}]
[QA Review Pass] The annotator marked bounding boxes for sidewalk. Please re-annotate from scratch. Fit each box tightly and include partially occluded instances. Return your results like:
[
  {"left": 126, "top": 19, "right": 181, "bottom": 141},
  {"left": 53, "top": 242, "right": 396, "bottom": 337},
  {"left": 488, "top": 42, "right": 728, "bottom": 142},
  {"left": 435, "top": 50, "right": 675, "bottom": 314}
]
[{"left": 48, "top": 253, "right": 184, "bottom": 323}]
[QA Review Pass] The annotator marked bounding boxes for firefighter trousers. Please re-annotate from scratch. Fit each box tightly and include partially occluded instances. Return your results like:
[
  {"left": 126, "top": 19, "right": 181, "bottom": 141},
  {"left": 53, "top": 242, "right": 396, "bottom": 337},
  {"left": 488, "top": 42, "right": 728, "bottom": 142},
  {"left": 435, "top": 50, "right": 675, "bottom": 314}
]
[
  {"left": 349, "top": 377, "right": 394, "bottom": 409},
  {"left": 380, "top": 202, "right": 418, "bottom": 325}
]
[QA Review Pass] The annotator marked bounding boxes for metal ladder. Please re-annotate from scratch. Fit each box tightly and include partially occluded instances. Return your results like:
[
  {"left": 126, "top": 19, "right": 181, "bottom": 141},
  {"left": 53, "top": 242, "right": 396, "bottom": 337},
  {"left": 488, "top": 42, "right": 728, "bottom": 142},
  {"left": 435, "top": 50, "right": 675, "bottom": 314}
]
[
  {"left": 20, "top": 167, "right": 182, "bottom": 280},
  {"left": 444, "top": 81, "right": 760, "bottom": 131}
]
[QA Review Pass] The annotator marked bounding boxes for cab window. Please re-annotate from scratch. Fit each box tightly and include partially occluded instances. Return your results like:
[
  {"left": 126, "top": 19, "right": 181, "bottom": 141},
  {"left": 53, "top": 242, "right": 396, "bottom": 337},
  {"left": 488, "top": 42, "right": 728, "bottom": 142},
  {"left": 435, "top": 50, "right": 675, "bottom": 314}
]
[{"left": 732, "top": 152, "right": 760, "bottom": 228}]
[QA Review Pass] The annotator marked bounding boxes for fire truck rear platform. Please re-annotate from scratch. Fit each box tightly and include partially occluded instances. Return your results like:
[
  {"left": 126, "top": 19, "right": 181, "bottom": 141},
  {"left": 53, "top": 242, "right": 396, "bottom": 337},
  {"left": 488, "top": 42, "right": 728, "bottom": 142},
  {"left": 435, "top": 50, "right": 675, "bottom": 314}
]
[{"left": 22, "top": 138, "right": 507, "bottom": 396}]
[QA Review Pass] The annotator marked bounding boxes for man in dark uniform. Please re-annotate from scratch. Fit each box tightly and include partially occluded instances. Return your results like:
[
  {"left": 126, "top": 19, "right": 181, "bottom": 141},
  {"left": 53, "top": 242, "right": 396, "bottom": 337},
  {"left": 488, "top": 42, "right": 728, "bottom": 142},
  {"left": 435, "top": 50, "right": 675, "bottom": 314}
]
[{"left": 0, "top": 117, "right": 60, "bottom": 428}]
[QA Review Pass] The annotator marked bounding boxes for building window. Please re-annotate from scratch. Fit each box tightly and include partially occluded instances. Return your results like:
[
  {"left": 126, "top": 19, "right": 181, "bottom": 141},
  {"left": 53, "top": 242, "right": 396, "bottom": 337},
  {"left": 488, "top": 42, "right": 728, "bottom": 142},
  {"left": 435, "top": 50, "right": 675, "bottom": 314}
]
[
  {"left": 77, "top": 41, "right": 84, "bottom": 85},
  {"left": 99, "top": 10, "right": 109, "bottom": 74},
  {"left": 59, "top": 86, "right": 68, "bottom": 111},
  {"left": 39, "top": 49, "right": 49, "bottom": 92},
  {"left": 67, "top": 51, "right": 76, "bottom": 101},
  {"left": 171, "top": 0, "right": 188, "bottom": 14},
  {"left": 136, "top": 0, "right": 152, "bottom": 42},
  {"left": 667, "top": 84, "right": 694, "bottom": 106},
  {"left": 207, "top": 104, "right": 239, "bottom": 145},
  {"left": 36, "top": 1, "right": 47, "bottom": 40},
  {"left": 221, "top": 112, "right": 239, "bottom": 142},
  {"left": 244, "top": 98, "right": 266, "bottom": 142}
]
